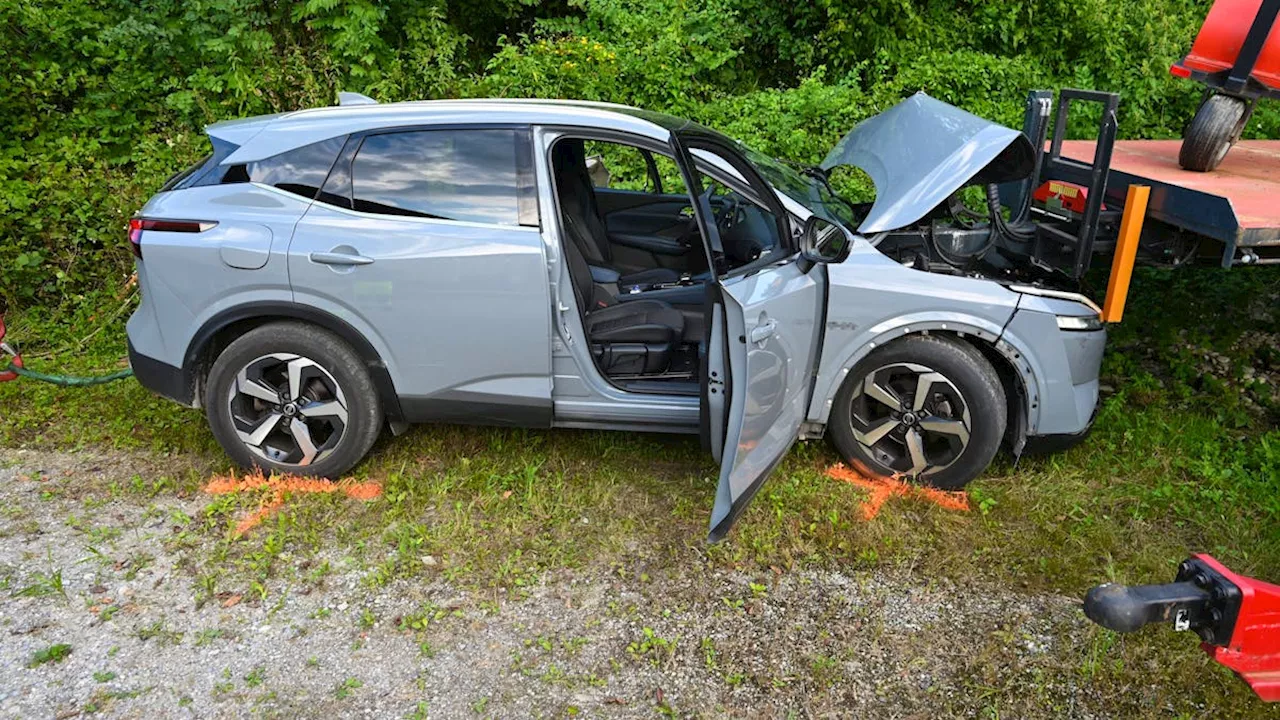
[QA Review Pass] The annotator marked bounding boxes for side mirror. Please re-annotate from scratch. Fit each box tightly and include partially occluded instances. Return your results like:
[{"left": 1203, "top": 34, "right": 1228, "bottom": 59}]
[{"left": 799, "top": 215, "right": 853, "bottom": 264}]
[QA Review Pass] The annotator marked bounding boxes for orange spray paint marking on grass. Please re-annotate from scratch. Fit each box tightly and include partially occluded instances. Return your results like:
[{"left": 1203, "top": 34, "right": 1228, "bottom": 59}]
[
  {"left": 825, "top": 463, "right": 969, "bottom": 519},
  {"left": 203, "top": 469, "right": 382, "bottom": 536}
]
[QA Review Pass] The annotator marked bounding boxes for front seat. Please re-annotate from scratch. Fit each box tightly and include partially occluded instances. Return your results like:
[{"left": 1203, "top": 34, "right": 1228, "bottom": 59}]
[
  {"left": 561, "top": 220, "right": 685, "bottom": 375},
  {"left": 552, "top": 139, "right": 684, "bottom": 287}
]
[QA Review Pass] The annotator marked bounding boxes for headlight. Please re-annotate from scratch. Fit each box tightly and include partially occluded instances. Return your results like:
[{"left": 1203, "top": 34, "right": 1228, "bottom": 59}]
[{"left": 1056, "top": 314, "right": 1104, "bottom": 332}]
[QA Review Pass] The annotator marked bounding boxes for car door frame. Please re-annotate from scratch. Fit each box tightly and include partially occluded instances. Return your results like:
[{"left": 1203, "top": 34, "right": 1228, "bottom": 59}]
[{"left": 668, "top": 130, "right": 832, "bottom": 542}]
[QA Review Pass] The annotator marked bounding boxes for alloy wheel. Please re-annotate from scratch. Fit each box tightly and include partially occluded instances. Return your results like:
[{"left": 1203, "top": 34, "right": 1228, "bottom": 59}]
[
  {"left": 226, "top": 353, "right": 349, "bottom": 467},
  {"left": 848, "top": 362, "right": 972, "bottom": 479}
]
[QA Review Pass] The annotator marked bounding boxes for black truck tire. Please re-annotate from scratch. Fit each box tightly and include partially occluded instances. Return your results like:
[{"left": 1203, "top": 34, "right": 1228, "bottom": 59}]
[{"left": 1179, "top": 94, "right": 1247, "bottom": 172}]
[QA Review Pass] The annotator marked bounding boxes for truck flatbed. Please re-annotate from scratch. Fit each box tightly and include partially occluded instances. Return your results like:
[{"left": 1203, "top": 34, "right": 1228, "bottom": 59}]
[{"left": 1059, "top": 139, "right": 1280, "bottom": 265}]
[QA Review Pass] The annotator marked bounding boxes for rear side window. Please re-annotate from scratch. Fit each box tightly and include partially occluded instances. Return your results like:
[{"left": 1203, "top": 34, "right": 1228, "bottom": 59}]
[
  {"left": 350, "top": 129, "right": 521, "bottom": 225},
  {"left": 219, "top": 136, "right": 347, "bottom": 200},
  {"left": 162, "top": 137, "right": 240, "bottom": 192},
  {"left": 160, "top": 153, "right": 211, "bottom": 192}
]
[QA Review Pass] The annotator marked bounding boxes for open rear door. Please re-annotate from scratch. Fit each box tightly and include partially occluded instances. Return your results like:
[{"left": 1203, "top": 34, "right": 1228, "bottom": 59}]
[{"left": 707, "top": 262, "right": 825, "bottom": 542}]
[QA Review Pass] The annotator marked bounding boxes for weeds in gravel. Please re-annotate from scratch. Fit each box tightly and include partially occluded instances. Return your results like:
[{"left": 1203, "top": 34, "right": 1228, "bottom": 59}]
[
  {"left": 134, "top": 619, "right": 182, "bottom": 646},
  {"left": 627, "top": 627, "right": 679, "bottom": 668},
  {"left": 27, "top": 643, "right": 72, "bottom": 667},
  {"left": 11, "top": 566, "right": 65, "bottom": 599},
  {"left": 243, "top": 666, "right": 265, "bottom": 688},
  {"left": 332, "top": 677, "right": 363, "bottom": 700}
]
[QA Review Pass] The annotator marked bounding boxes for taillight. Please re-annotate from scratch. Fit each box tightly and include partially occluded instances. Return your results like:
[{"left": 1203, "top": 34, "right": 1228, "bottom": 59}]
[{"left": 127, "top": 217, "right": 217, "bottom": 259}]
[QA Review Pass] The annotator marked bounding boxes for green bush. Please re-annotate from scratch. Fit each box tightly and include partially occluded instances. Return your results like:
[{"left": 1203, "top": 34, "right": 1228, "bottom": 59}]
[{"left": 4, "top": 0, "right": 1272, "bottom": 311}]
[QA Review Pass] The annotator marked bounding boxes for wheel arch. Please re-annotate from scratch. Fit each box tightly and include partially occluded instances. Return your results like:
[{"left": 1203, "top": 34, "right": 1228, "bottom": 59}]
[
  {"left": 183, "top": 302, "right": 403, "bottom": 420},
  {"left": 810, "top": 319, "right": 1042, "bottom": 453}
]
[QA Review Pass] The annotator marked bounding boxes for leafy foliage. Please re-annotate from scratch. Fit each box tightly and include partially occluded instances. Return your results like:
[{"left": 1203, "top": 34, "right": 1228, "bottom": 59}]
[{"left": 0, "top": 0, "right": 1270, "bottom": 309}]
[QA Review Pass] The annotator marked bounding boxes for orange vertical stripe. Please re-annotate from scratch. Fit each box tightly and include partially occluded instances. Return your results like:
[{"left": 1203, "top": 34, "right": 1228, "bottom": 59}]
[{"left": 1101, "top": 184, "right": 1150, "bottom": 323}]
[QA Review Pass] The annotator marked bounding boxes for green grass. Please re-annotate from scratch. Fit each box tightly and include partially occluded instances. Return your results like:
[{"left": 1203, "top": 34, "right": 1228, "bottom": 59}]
[
  {"left": 2, "top": 267, "right": 1279, "bottom": 715},
  {"left": 28, "top": 643, "right": 72, "bottom": 668}
]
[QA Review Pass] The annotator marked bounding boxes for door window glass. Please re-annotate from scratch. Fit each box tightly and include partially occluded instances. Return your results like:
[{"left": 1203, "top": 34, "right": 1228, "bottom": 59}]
[
  {"left": 351, "top": 129, "right": 521, "bottom": 225},
  {"left": 694, "top": 159, "right": 785, "bottom": 268},
  {"left": 582, "top": 141, "right": 661, "bottom": 192}
]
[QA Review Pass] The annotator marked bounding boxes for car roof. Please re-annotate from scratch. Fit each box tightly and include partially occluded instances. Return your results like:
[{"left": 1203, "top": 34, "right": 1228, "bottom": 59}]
[{"left": 213, "top": 98, "right": 698, "bottom": 165}]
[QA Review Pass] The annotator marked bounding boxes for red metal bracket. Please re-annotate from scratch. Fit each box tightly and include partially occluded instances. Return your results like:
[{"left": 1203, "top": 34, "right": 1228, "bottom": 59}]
[{"left": 1193, "top": 554, "right": 1280, "bottom": 702}]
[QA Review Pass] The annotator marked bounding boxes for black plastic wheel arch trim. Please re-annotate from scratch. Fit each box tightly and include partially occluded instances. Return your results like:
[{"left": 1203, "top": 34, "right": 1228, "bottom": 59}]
[{"left": 183, "top": 302, "right": 404, "bottom": 421}]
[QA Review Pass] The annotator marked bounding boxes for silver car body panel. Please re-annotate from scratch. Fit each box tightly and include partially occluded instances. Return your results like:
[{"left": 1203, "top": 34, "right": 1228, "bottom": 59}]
[
  {"left": 125, "top": 183, "right": 307, "bottom": 370},
  {"left": 807, "top": 238, "right": 1020, "bottom": 421},
  {"left": 128, "top": 98, "right": 1104, "bottom": 511},
  {"left": 216, "top": 101, "right": 674, "bottom": 166},
  {"left": 288, "top": 201, "right": 555, "bottom": 424},
  {"left": 806, "top": 235, "right": 1102, "bottom": 437},
  {"left": 821, "top": 92, "right": 1029, "bottom": 234}
]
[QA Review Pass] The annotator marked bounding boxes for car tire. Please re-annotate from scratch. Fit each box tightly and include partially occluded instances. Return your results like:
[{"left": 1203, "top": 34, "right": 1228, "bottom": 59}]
[
  {"left": 828, "top": 335, "right": 1006, "bottom": 490},
  {"left": 1179, "top": 94, "right": 1247, "bottom": 172},
  {"left": 204, "top": 322, "right": 382, "bottom": 478}
]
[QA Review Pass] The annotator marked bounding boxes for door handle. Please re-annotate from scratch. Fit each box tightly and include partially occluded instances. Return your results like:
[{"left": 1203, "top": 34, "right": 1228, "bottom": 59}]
[
  {"left": 310, "top": 250, "right": 374, "bottom": 266},
  {"left": 749, "top": 320, "right": 777, "bottom": 344}
]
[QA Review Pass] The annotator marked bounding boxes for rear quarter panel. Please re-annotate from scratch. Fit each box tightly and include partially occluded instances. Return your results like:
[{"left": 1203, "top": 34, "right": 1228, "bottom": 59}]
[{"left": 126, "top": 184, "right": 310, "bottom": 367}]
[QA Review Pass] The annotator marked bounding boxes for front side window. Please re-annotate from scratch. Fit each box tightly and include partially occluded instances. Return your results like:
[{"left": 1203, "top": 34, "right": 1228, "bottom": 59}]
[
  {"left": 350, "top": 129, "right": 521, "bottom": 225},
  {"left": 220, "top": 136, "right": 347, "bottom": 200},
  {"left": 689, "top": 146, "right": 787, "bottom": 268}
]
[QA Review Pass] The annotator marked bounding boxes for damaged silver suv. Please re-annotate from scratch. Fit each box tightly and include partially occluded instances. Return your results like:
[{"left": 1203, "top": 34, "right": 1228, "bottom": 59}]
[{"left": 126, "top": 92, "right": 1104, "bottom": 539}]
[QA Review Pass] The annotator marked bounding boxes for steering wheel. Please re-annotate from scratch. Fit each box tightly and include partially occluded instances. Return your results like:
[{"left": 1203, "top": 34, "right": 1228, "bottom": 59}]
[{"left": 700, "top": 181, "right": 740, "bottom": 233}]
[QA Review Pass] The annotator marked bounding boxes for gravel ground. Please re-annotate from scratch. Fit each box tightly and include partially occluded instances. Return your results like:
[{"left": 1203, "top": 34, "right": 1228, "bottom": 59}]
[{"left": 0, "top": 448, "right": 1107, "bottom": 718}]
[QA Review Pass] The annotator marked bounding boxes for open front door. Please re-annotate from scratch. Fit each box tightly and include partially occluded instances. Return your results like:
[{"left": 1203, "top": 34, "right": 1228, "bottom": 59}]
[
  {"left": 707, "top": 262, "right": 825, "bottom": 541},
  {"left": 666, "top": 128, "right": 827, "bottom": 542}
]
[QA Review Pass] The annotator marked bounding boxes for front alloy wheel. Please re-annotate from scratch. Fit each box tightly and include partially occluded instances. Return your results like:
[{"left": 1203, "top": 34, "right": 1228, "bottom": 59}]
[
  {"left": 828, "top": 335, "right": 1006, "bottom": 490},
  {"left": 228, "top": 353, "right": 349, "bottom": 467},
  {"left": 850, "top": 362, "right": 971, "bottom": 479}
]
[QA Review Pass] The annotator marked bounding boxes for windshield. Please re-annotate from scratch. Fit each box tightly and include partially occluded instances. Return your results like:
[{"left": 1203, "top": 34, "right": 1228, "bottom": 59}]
[{"left": 737, "top": 144, "right": 861, "bottom": 232}]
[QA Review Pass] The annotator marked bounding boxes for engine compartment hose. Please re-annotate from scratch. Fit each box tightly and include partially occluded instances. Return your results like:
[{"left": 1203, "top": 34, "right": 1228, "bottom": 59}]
[{"left": 2, "top": 361, "right": 133, "bottom": 387}]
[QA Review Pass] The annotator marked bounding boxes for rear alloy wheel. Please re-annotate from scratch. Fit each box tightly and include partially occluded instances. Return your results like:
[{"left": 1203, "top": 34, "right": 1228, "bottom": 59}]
[
  {"left": 829, "top": 335, "right": 1005, "bottom": 490},
  {"left": 205, "top": 322, "right": 382, "bottom": 478},
  {"left": 227, "top": 353, "right": 348, "bottom": 467},
  {"left": 1179, "top": 94, "right": 1248, "bottom": 172}
]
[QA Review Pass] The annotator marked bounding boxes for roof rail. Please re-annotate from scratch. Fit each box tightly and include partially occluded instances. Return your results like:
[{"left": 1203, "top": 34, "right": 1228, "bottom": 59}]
[{"left": 337, "top": 91, "right": 377, "bottom": 107}]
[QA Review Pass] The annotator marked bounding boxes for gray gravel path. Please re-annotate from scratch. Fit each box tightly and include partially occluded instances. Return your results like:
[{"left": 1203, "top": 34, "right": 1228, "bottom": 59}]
[{"left": 0, "top": 448, "right": 1102, "bottom": 719}]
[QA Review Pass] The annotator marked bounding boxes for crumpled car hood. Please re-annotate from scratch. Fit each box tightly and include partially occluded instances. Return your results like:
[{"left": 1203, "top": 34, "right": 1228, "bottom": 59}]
[{"left": 821, "top": 92, "right": 1034, "bottom": 234}]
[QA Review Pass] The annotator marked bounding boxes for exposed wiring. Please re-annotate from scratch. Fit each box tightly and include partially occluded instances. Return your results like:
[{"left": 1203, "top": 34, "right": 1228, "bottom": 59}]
[{"left": 933, "top": 184, "right": 1039, "bottom": 269}]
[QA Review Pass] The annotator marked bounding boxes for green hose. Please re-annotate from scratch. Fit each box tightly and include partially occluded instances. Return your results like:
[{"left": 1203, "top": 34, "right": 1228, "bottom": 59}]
[{"left": 5, "top": 362, "right": 134, "bottom": 387}]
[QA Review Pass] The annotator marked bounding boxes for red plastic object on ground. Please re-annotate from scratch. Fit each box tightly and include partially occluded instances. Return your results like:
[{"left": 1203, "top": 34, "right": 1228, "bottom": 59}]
[
  {"left": 0, "top": 315, "right": 22, "bottom": 383},
  {"left": 1175, "top": 0, "right": 1280, "bottom": 94},
  {"left": 1084, "top": 554, "right": 1280, "bottom": 702}
]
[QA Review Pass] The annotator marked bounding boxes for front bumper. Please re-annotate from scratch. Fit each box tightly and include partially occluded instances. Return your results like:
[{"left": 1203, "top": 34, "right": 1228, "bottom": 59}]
[
  {"left": 1022, "top": 404, "right": 1097, "bottom": 455},
  {"left": 128, "top": 339, "right": 195, "bottom": 406}
]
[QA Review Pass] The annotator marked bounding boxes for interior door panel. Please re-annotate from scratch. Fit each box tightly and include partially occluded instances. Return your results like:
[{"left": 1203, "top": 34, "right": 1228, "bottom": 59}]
[
  {"left": 594, "top": 189, "right": 733, "bottom": 274},
  {"left": 594, "top": 189, "right": 697, "bottom": 272}
]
